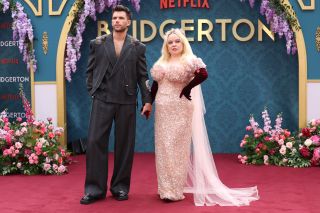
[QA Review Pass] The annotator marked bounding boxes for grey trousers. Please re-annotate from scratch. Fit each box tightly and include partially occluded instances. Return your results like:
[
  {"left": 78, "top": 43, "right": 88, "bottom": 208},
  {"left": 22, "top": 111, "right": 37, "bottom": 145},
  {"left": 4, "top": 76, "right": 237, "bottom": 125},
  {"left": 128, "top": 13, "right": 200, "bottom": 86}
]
[{"left": 84, "top": 98, "right": 136, "bottom": 197}]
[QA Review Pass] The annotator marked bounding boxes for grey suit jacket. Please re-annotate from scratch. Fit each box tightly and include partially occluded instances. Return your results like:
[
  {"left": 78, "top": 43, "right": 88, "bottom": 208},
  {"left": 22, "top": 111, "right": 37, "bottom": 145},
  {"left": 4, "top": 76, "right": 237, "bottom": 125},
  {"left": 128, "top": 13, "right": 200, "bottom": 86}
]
[{"left": 86, "top": 33, "right": 152, "bottom": 105}]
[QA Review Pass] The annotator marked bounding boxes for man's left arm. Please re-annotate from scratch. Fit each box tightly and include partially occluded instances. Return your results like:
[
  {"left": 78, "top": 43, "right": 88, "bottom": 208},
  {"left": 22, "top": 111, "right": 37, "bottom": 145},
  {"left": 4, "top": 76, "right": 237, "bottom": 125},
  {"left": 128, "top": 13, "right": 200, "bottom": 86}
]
[{"left": 136, "top": 44, "right": 152, "bottom": 118}]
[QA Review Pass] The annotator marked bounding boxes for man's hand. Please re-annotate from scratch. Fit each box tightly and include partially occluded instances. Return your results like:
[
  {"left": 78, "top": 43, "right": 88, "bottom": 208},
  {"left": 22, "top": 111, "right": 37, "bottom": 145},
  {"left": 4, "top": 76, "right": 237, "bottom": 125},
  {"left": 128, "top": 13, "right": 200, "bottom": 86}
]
[{"left": 141, "top": 103, "right": 152, "bottom": 119}]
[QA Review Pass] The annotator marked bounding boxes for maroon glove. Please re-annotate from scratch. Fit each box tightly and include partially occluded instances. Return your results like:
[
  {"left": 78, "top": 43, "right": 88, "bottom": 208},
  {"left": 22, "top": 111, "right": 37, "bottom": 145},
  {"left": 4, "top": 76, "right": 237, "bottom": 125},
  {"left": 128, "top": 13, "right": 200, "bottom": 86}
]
[
  {"left": 151, "top": 81, "right": 158, "bottom": 104},
  {"left": 179, "top": 68, "right": 208, "bottom": 100}
]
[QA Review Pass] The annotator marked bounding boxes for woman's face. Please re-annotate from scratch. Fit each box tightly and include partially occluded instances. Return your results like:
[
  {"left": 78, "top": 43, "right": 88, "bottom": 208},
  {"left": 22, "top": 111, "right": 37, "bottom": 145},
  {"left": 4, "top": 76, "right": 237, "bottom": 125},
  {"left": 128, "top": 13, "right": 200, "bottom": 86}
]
[{"left": 167, "top": 33, "right": 184, "bottom": 57}]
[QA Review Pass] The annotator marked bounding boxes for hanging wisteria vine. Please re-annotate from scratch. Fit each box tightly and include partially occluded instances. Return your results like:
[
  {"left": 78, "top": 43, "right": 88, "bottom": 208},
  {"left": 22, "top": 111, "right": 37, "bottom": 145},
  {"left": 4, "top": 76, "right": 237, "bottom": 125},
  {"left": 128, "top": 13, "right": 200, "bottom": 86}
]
[
  {"left": 0, "top": 0, "right": 37, "bottom": 72},
  {"left": 240, "top": 0, "right": 300, "bottom": 55},
  {"left": 65, "top": 0, "right": 141, "bottom": 81}
]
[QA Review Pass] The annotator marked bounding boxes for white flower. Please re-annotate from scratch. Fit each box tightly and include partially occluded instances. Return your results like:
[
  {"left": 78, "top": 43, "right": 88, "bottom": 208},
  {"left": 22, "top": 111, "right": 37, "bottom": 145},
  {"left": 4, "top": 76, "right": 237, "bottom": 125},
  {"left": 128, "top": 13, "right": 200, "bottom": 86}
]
[
  {"left": 21, "top": 127, "right": 28, "bottom": 133},
  {"left": 278, "top": 139, "right": 284, "bottom": 145},
  {"left": 279, "top": 145, "right": 286, "bottom": 155},
  {"left": 304, "top": 139, "right": 313, "bottom": 147},
  {"left": 17, "top": 162, "right": 22, "bottom": 168},
  {"left": 20, "top": 122, "right": 27, "bottom": 127},
  {"left": 286, "top": 142, "right": 293, "bottom": 149},
  {"left": 15, "top": 130, "right": 22, "bottom": 137},
  {"left": 15, "top": 142, "right": 22, "bottom": 149}
]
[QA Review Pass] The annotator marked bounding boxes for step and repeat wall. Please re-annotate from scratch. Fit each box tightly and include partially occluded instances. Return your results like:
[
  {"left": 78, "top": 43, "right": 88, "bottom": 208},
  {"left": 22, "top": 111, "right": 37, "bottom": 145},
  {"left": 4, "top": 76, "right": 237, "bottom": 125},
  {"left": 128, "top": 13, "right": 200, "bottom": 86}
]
[
  {"left": 0, "top": 13, "right": 31, "bottom": 122},
  {"left": 66, "top": 0, "right": 298, "bottom": 152}
]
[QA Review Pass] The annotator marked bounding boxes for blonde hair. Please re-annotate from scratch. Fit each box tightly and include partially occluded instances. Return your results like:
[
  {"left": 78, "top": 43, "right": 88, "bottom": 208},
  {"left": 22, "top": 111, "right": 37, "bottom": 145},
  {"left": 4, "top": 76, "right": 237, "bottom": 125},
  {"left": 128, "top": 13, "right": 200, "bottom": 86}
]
[{"left": 155, "top": 28, "right": 194, "bottom": 66}]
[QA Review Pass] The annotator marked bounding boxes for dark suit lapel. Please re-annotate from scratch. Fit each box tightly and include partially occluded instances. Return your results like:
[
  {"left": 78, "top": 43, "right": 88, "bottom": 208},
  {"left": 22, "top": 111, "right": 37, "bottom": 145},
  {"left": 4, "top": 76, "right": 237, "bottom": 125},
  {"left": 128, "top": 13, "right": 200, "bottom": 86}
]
[
  {"left": 104, "top": 34, "right": 117, "bottom": 67},
  {"left": 109, "top": 35, "right": 134, "bottom": 78}
]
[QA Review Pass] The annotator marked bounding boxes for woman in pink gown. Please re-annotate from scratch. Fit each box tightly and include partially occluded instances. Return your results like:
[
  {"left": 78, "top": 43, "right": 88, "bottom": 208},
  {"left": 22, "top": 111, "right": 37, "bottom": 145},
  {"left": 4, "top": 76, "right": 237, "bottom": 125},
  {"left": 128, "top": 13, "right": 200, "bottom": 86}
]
[{"left": 150, "top": 28, "right": 259, "bottom": 206}]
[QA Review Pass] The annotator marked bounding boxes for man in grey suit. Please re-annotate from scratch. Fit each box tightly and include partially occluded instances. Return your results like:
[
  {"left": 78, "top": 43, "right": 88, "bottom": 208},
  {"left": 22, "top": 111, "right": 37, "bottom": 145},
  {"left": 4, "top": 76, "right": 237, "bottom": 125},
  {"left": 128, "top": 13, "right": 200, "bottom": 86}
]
[{"left": 80, "top": 5, "right": 152, "bottom": 205}]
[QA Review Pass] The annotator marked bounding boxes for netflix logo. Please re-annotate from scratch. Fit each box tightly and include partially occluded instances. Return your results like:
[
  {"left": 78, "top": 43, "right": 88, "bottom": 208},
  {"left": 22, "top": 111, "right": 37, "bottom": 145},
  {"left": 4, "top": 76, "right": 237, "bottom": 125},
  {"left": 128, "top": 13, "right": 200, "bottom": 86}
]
[
  {"left": 0, "top": 94, "right": 21, "bottom": 101},
  {"left": 0, "top": 58, "right": 19, "bottom": 64},
  {"left": 160, "top": 0, "right": 210, "bottom": 9},
  {"left": 0, "top": 22, "right": 11, "bottom": 30}
]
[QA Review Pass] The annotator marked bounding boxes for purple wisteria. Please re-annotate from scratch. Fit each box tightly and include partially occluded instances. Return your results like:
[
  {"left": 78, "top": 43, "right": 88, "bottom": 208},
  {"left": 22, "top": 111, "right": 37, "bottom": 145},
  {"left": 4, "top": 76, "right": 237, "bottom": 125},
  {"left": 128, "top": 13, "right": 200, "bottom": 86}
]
[
  {"left": 1, "top": 0, "right": 9, "bottom": 12},
  {"left": 0, "top": 0, "right": 37, "bottom": 72},
  {"left": 65, "top": 0, "right": 141, "bottom": 81},
  {"left": 241, "top": 0, "right": 297, "bottom": 55}
]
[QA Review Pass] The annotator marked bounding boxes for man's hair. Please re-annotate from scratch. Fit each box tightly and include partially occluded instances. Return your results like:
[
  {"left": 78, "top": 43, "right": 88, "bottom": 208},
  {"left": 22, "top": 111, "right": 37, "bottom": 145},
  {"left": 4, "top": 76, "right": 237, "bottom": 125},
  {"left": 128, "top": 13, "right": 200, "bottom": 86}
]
[{"left": 112, "top": 5, "right": 132, "bottom": 20}]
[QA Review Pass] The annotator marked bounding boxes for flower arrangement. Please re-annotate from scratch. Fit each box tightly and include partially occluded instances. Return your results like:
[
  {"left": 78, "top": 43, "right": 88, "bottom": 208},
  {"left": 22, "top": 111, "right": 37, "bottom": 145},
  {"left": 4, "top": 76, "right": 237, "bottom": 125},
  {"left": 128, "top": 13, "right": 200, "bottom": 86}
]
[
  {"left": 239, "top": 108, "right": 320, "bottom": 168},
  {"left": 0, "top": 86, "right": 70, "bottom": 175},
  {"left": 65, "top": 0, "right": 141, "bottom": 81},
  {"left": 0, "top": 0, "right": 37, "bottom": 72},
  {"left": 240, "top": 0, "right": 299, "bottom": 55}
]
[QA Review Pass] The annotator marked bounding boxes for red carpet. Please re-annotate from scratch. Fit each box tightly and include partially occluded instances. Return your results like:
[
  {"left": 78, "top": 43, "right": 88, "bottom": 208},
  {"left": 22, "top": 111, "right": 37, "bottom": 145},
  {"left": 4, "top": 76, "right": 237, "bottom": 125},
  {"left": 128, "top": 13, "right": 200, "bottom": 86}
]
[{"left": 1, "top": 153, "right": 320, "bottom": 213}]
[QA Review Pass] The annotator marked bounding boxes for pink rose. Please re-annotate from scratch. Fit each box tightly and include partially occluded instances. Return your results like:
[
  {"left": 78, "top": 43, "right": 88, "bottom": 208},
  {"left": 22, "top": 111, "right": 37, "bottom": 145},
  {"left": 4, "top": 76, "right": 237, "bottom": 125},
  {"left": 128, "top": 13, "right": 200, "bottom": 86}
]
[
  {"left": 48, "top": 132, "right": 55, "bottom": 139},
  {"left": 310, "top": 135, "right": 320, "bottom": 146},
  {"left": 58, "top": 165, "right": 66, "bottom": 173},
  {"left": 43, "top": 163, "right": 51, "bottom": 171},
  {"left": 47, "top": 117, "right": 52, "bottom": 122},
  {"left": 264, "top": 136, "right": 271, "bottom": 141},
  {"left": 15, "top": 142, "right": 22, "bottom": 149},
  {"left": 246, "top": 126, "right": 252, "bottom": 131},
  {"left": 16, "top": 117, "right": 22, "bottom": 122}
]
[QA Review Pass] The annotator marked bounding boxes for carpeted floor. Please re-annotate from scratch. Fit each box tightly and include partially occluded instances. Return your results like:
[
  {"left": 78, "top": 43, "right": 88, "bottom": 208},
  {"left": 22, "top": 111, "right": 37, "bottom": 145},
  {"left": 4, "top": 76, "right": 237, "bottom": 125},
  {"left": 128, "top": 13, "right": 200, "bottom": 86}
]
[{"left": 1, "top": 153, "right": 319, "bottom": 213}]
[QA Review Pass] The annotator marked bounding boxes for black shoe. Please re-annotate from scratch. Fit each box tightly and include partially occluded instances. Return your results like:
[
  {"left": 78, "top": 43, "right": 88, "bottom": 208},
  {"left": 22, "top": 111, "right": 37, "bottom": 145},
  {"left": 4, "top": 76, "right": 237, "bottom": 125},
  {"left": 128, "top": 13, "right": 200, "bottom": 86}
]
[
  {"left": 112, "top": 191, "right": 129, "bottom": 201},
  {"left": 80, "top": 194, "right": 105, "bottom": 205}
]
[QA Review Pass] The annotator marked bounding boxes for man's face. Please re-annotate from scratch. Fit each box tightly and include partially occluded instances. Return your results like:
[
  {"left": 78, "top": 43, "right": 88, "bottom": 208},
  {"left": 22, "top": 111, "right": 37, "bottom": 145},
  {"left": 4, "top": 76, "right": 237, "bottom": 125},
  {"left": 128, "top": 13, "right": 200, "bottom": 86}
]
[{"left": 112, "top": 11, "right": 131, "bottom": 32}]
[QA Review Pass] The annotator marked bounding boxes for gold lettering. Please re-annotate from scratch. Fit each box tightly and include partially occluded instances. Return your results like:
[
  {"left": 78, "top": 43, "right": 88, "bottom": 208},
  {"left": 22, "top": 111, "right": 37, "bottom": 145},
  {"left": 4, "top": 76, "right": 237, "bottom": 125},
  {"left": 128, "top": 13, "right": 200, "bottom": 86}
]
[
  {"left": 159, "top": 19, "right": 176, "bottom": 39},
  {"left": 297, "top": 0, "right": 315, "bottom": 10},
  {"left": 197, "top": 19, "right": 213, "bottom": 42},
  {"left": 181, "top": 19, "right": 194, "bottom": 42},
  {"left": 233, "top": 19, "right": 254, "bottom": 42},
  {"left": 24, "top": 0, "right": 42, "bottom": 16},
  {"left": 216, "top": 19, "right": 232, "bottom": 41},
  {"left": 49, "top": 0, "right": 67, "bottom": 16},
  {"left": 140, "top": 20, "right": 157, "bottom": 42},
  {"left": 258, "top": 19, "right": 274, "bottom": 41},
  {"left": 97, "top": 21, "right": 110, "bottom": 37}
]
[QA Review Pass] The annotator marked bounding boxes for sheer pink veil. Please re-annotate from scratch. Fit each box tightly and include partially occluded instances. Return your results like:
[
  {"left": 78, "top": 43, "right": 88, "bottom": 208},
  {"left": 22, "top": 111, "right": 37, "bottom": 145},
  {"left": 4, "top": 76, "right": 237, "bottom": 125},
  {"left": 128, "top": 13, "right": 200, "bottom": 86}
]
[{"left": 183, "top": 85, "right": 259, "bottom": 206}]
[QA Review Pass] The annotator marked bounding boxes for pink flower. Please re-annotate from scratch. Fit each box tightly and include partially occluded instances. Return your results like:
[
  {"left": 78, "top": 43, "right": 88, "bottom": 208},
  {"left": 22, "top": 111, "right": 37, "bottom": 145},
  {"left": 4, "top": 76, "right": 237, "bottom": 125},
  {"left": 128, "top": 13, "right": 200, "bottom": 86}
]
[
  {"left": 310, "top": 135, "right": 320, "bottom": 146},
  {"left": 278, "top": 139, "right": 284, "bottom": 146},
  {"left": 246, "top": 126, "right": 252, "bottom": 131},
  {"left": 15, "top": 130, "right": 22, "bottom": 137},
  {"left": 15, "top": 142, "right": 22, "bottom": 149},
  {"left": 264, "top": 136, "right": 271, "bottom": 141},
  {"left": 47, "top": 117, "right": 52, "bottom": 122},
  {"left": 279, "top": 145, "right": 286, "bottom": 155},
  {"left": 16, "top": 117, "right": 22, "bottom": 122},
  {"left": 20, "top": 122, "right": 27, "bottom": 127},
  {"left": 58, "top": 165, "right": 66, "bottom": 173},
  {"left": 286, "top": 142, "right": 293, "bottom": 149},
  {"left": 3, "top": 117, "right": 9, "bottom": 123},
  {"left": 53, "top": 164, "right": 58, "bottom": 171},
  {"left": 240, "top": 140, "right": 246, "bottom": 147},
  {"left": 5, "top": 135, "right": 12, "bottom": 144},
  {"left": 43, "top": 163, "right": 51, "bottom": 171},
  {"left": 48, "top": 132, "right": 55, "bottom": 139},
  {"left": 284, "top": 130, "right": 291, "bottom": 137},
  {"left": 21, "top": 127, "right": 27, "bottom": 133},
  {"left": 4, "top": 126, "right": 10, "bottom": 131},
  {"left": 311, "top": 147, "right": 320, "bottom": 165}
]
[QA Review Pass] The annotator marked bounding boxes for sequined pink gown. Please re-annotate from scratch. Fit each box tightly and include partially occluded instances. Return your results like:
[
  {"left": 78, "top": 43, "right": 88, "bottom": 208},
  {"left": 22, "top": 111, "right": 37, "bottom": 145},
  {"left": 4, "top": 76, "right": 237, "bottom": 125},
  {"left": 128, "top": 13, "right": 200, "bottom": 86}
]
[{"left": 151, "top": 58, "right": 204, "bottom": 200}]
